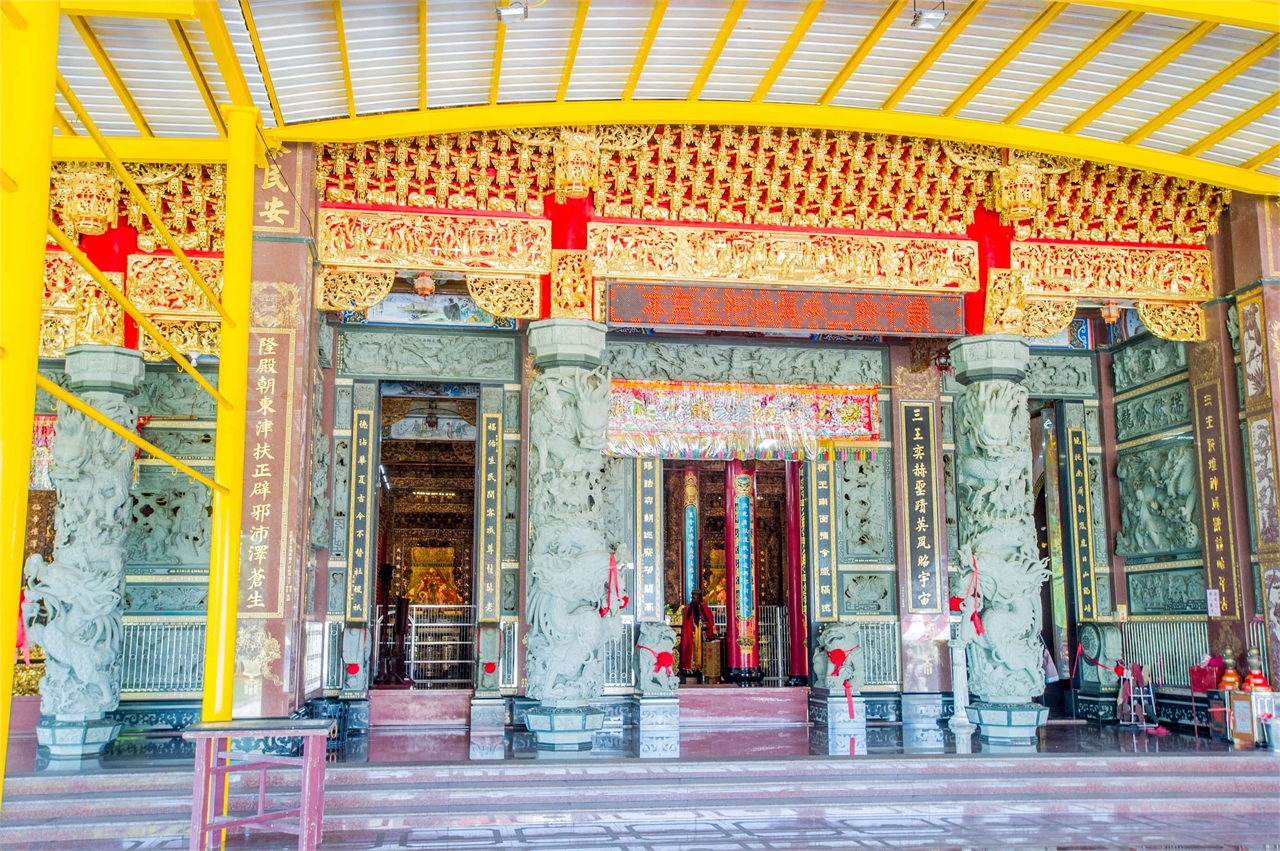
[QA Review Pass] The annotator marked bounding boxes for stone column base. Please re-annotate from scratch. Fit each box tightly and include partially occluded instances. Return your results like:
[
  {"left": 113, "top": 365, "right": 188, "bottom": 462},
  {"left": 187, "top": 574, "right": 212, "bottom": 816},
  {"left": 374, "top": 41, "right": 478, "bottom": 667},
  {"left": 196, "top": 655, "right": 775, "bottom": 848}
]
[
  {"left": 36, "top": 715, "right": 122, "bottom": 768},
  {"left": 637, "top": 695, "right": 679, "bottom": 758},
  {"left": 901, "top": 693, "right": 946, "bottom": 727},
  {"left": 469, "top": 696, "right": 508, "bottom": 760},
  {"left": 525, "top": 704, "right": 605, "bottom": 752},
  {"left": 966, "top": 701, "right": 1048, "bottom": 746},
  {"left": 809, "top": 688, "right": 866, "bottom": 755}
]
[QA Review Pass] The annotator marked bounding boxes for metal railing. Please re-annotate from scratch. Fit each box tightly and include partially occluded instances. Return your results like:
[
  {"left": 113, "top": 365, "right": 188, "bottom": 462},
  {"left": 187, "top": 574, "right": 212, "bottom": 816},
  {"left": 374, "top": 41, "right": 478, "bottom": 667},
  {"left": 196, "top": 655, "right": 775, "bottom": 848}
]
[
  {"left": 121, "top": 620, "right": 205, "bottom": 695},
  {"left": 855, "top": 619, "right": 902, "bottom": 687},
  {"left": 303, "top": 621, "right": 324, "bottom": 694},
  {"left": 603, "top": 621, "right": 637, "bottom": 690},
  {"left": 405, "top": 604, "right": 477, "bottom": 689},
  {"left": 325, "top": 619, "right": 344, "bottom": 691},
  {"left": 1119, "top": 619, "right": 1210, "bottom": 690},
  {"left": 708, "top": 605, "right": 791, "bottom": 686}
]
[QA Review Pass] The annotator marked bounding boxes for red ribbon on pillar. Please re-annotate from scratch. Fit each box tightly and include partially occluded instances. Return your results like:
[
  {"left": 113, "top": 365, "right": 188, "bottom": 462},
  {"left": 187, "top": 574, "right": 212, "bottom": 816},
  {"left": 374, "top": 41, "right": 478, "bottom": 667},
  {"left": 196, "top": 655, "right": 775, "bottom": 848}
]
[{"left": 599, "top": 553, "right": 628, "bottom": 617}]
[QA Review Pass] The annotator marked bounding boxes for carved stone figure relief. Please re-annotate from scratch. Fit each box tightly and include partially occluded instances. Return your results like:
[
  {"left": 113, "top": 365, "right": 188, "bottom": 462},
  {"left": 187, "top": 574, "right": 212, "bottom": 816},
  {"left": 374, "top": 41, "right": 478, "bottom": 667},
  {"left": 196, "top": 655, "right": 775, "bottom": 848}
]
[
  {"left": 317, "top": 321, "right": 334, "bottom": 369},
  {"left": 124, "top": 584, "right": 208, "bottom": 613},
  {"left": 330, "top": 437, "right": 350, "bottom": 557},
  {"left": 338, "top": 329, "right": 518, "bottom": 382},
  {"left": 1087, "top": 455, "right": 1111, "bottom": 612},
  {"left": 811, "top": 623, "right": 867, "bottom": 692},
  {"left": 840, "top": 572, "right": 894, "bottom": 615},
  {"left": 1225, "top": 304, "right": 1240, "bottom": 357},
  {"left": 1241, "top": 301, "right": 1267, "bottom": 400},
  {"left": 1250, "top": 418, "right": 1279, "bottom": 547},
  {"left": 24, "top": 377, "right": 140, "bottom": 717},
  {"left": 1084, "top": 407, "right": 1101, "bottom": 447},
  {"left": 604, "top": 341, "right": 884, "bottom": 386},
  {"left": 1022, "top": 354, "right": 1095, "bottom": 399},
  {"left": 1114, "top": 383, "right": 1191, "bottom": 442},
  {"left": 1115, "top": 441, "right": 1200, "bottom": 556},
  {"left": 1127, "top": 568, "right": 1207, "bottom": 615},
  {"left": 328, "top": 569, "right": 346, "bottom": 614},
  {"left": 502, "top": 440, "right": 521, "bottom": 562},
  {"left": 525, "top": 364, "right": 623, "bottom": 703},
  {"left": 836, "top": 456, "right": 892, "bottom": 562},
  {"left": 309, "top": 367, "right": 332, "bottom": 550},
  {"left": 503, "top": 388, "right": 522, "bottom": 430},
  {"left": 942, "top": 451, "right": 959, "bottom": 567},
  {"left": 140, "top": 428, "right": 216, "bottom": 459},
  {"left": 126, "top": 369, "right": 218, "bottom": 419},
  {"left": 334, "top": 385, "right": 353, "bottom": 428},
  {"left": 1111, "top": 337, "right": 1187, "bottom": 394},
  {"left": 35, "top": 369, "right": 69, "bottom": 413},
  {"left": 634, "top": 622, "right": 678, "bottom": 695},
  {"left": 126, "top": 488, "right": 211, "bottom": 565},
  {"left": 600, "top": 455, "right": 635, "bottom": 566},
  {"left": 500, "top": 569, "right": 518, "bottom": 615},
  {"left": 953, "top": 379, "right": 1049, "bottom": 705}
]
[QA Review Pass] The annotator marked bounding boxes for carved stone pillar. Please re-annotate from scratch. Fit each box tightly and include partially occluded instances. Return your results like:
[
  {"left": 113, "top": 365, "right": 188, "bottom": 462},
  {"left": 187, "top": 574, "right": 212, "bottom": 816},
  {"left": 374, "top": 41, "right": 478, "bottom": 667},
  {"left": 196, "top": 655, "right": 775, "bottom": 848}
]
[
  {"left": 24, "top": 345, "right": 144, "bottom": 765},
  {"left": 523, "top": 319, "right": 620, "bottom": 751},
  {"left": 948, "top": 336, "right": 1049, "bottom": 746}
]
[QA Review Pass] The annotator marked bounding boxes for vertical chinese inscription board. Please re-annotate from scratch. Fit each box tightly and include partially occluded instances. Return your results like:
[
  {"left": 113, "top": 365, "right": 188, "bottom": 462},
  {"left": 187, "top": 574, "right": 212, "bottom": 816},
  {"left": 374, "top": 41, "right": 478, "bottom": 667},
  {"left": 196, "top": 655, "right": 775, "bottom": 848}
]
[
  {"left": 732, "top": 473, "right": 756, "bottom": 625},
  {"left": 1191, "top": 375, "right": 1241, "bottom": 620},
  {"left": 478, "top": 413, "right": 502, "bottom": 623},
  {"left": 683, "top": 468, "right": 698, "bottom": 605},
  {"left": 636, "top": 458, "right": 662, "bottom": 621},
  {"left": 346, "top": 409, "right": 376, "bottom": 623},
  {"left": 810, "top": 460, "right": 837, "bottom": 622},
  {"left": 1064, "top": 427, "right": 1097, "bottom": 620},
  {"left": 240, "top": 329, "right": 296, "bottom": 617},
  {"left": 901, "top": 402, "right": 942, "bottom": 613}
]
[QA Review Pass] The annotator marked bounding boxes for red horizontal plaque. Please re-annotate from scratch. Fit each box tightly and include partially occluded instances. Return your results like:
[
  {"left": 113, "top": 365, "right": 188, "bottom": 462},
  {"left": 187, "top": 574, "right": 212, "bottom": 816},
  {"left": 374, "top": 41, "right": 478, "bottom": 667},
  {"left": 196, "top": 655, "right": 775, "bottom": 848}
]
[{"left": 607, "top": 283, "right": 964, "bottom": 337}]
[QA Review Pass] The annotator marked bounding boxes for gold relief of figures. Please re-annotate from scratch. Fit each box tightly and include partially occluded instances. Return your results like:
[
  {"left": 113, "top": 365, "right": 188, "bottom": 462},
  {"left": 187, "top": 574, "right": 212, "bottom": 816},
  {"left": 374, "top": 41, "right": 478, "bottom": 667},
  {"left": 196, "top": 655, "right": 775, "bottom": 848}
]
[
  {"left": 550, "top": 249, "right": 598, "bottom": 321},
  {"left": 982, "top": 271, "right": 1076, "bottom": 338},
  {"left": 40, "top": 252, "right": 124, "bottom": 357},
  {"left": 1137, "top": 302, "right": 1207, "bottom": 343},
  {"left": 316, "top": 268, "right": 395, "bottom": 312},
  {"left": 466, "top": 274, "right": 540, "bottom": 319},
  {"left": 138, "top": 321, "right": 221, "bottom": 362},
  {"left": 126, "top": 254, "right": 224, "bottom": 317}
]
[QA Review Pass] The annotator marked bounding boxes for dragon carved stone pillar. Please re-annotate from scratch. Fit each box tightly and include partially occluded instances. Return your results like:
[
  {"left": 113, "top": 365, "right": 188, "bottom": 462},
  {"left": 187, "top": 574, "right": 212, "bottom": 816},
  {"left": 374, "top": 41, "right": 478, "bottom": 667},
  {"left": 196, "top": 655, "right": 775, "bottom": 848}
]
[
  {"left": 948, "top": 336, "right": 1050, "bottom": 746},
  {"left": 523, "top": 319, "right": 621, "bottom": 751},
  {"left": 23, "top": 345, "right": 145, "bottom": 765}
]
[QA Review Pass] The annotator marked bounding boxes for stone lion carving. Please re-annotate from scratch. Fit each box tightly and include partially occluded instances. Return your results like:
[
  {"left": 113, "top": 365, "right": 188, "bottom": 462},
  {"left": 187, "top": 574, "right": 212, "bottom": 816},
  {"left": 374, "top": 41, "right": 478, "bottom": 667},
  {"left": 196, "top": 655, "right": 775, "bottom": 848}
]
[
  {"left": 525, "top": 366, "right": 622, "bottom": 704},
  {"left": 954, "top": 381, "right": 1049, "bottom": 705},
  {"left": 811, "top": 623, "right": 866, "bottom": 693},
  {"left": 634, "top": 622, "right": 678, "bottom": 695}
]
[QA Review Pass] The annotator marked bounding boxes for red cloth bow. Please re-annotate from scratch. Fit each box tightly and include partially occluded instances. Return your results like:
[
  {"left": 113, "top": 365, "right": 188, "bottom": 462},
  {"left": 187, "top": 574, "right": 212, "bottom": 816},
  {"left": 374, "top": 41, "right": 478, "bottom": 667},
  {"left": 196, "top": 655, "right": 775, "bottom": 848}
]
[
  {"left": 345, "top": 663, "right": 360, "bottom": 675},
  {"left": 827, "top": 648, "right": 847, "bottom": 672},
  {"left": 483, "top": 662, "right": 496, "bottom": 675},
  {"left": 637, "top": 645, "right": 674, "bottom": 676}
]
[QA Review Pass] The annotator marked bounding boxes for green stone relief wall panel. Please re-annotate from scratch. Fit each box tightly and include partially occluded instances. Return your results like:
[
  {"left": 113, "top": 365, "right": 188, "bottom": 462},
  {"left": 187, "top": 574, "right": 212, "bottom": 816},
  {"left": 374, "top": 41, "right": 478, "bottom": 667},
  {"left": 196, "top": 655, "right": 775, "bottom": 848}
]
[
  {"left": 1126, "top": 567, "right": 1207, "bottom": 615},
  {"left": 835, "top": 454, "right": 894, "bottom": 565},
  {"left": 838, "top": 570, "right": 897, "bottom": 616},
  {"left": 1114, "top": 383, "right": 1192, "bottom": 443},
  {"left": 1115, "top": 438, "right": 1201, "bottom": 561},
  {"left": 1111, "top": 336, "right": 1188, "bottom": 396}
]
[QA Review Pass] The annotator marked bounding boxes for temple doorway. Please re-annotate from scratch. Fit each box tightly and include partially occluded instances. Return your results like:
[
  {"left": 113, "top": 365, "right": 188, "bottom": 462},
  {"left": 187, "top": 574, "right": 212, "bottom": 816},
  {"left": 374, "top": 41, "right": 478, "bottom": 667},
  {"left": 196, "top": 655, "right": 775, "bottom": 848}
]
[
  {"left": 662, "top": 461, "right": 793, "bottom": 686},
  {"left": 373, "top": 389, "right": 480, "bottom": 690}
]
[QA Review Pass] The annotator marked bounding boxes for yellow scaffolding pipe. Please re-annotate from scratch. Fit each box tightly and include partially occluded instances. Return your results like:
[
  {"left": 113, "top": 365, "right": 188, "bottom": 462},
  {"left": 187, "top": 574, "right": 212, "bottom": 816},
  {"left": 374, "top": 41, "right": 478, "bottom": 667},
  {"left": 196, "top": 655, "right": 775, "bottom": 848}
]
[
  {"left": 47, "top": 221, "right": 232, "bottom": 410},
  {"left": 0, "top": 0, "right": 60, "bottom": 814},
  {"left": 202, "top": 105, "right": 257, "bottom": 722},
  {"left": 33, "top": 375, "right": 226, "bottom": 493},
  {"left": 55, "top": 73, "right": 234, "bottom": 327}
]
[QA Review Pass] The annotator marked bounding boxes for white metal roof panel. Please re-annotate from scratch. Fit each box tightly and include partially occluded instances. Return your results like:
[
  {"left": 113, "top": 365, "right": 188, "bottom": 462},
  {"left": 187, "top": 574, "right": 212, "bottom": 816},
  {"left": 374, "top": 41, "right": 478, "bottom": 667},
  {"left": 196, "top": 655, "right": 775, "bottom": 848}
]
[
  {"left": 250, "top": 0, "right": 349, "bottom": 123},
  {"left": 764, "top": 3, "right": 882, "bottom": 105},
  {"left": 700, "top": 0, "right": 810, "bottom": 103},
  {"left": 215, "top": 0, "right": 279, "bottom": 128},
  {"left": 564, "top": 0, "right": 653, "bottom": 102},
  {"left": 425, "top": 0, "right": 497, "bottom": 109},
  {"left": 57, "top": 15, "right": 142, "bottom": 138},
  {"left": 1141, "top": 52, "right": 1280, "bottom": 158},
  {"left": 498, "top": 0, "right": 578, "bottom": 104},
  {"left": 632, "top": 1, "right": 729, "bottom": 101},
  {"left": 1200, "top": 107, "right": 1280, "bottom": 168},
  {"left": 343, "top": 0, "right": 419, "bottom": 116}
]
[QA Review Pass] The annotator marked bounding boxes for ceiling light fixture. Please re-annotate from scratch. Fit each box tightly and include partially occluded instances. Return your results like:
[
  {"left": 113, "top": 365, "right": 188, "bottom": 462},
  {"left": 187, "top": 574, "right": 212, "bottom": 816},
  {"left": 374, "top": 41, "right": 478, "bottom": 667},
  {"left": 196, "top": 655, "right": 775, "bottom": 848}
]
[
  {"left": 496, "top": 1, "right": 528, "bottom": 23},
  {"left": 911, "top": 0, "right": 947, "bottom": 29}
]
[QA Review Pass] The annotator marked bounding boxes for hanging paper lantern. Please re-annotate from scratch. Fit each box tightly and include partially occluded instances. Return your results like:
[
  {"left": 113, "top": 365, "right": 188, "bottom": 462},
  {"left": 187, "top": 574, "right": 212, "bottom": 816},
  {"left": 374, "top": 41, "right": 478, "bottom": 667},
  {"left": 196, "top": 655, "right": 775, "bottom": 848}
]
[
  {"left": 64, "top": 170, "right": 118, "bottom": 235},
  {"left": 994, "top": 161, "right": 1043, "bottom": 223}
]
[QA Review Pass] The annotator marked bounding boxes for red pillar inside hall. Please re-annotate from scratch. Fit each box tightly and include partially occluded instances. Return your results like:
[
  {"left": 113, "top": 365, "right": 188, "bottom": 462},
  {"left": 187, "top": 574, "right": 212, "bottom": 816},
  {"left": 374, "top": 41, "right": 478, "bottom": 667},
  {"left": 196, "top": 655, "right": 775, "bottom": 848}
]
[
  {"left": 724, "top": 460, "right": 763, "bottom": 685},
  {"left": 785, "top": 461, "right": 809, "bottom": 684}
]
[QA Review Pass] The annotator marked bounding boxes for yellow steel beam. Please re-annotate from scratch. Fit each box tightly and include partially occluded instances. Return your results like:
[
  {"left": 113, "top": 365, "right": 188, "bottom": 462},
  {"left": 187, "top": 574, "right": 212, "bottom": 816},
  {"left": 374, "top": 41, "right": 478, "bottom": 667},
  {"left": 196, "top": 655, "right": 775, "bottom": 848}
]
[
  {"left": 47, "top": 222, "right": 232, "bottom": 408},
  {"left": 752, "top": 0, "right": 825, "bottom": 103},
  {"left": 688, "top": 0, "right": 744, "bottom": 101},
  {"left": 1073, "top": 1, "right": 1280, "bottom": 32},
  {"left": 1004, "top": 10, "right": 1142, "bottom": 125},
  {"left": 194, "top": 0, "right": 254, "bottom": 107},
  {"left": 238, "top": 0, "right": 283, "bottom": 128},
  {"left": 418, "top": 0, "right": 426, "bottom": 111},
  {"left": 269, "top": 100, "right": 1280, "bottom": 195},
  {"left": 61, "top": 1, "right": 197, "bottom": 19},
  {"left": 1182, "top": 90, "right": 1280, "bottom": 156},
  {"left": 69, "top": 15, "right": 153, "bottom": 137},
  {"left": 945, "top": 2, "right": 1067, "bottom": 117},
  {"left": 1242, "top": 142, "right": 1280, "bottom": 170},
  {"left": 1124, "top": 33, "right": 1279, "bottom": 144},
  {"left": 0, "top": 0, "right": 59, "bottom": 815},
  {"left": 490, "top": 18, "right": 505, "bottom": 106},
  {"left": 882, "top": 0, "right": 987, "bottom": 110},
  {"left": 57, "top": 74, "right": 233, "bottom": 326},
  {"left": 622, "top": 0, "right": 669, "bottom": 101},
  {"left": 34, "top": 376, "right": 224, "bottom": 493},
  {"left": 818, "top": 0, "right": 904, "bottom": 107},
  {"left": 334, "top": 0, "right": 356, "bottom": 117},
  {"left": 203, "top": 105, "right": 257, "bottom": 723},
  {"left": 170, "top": 19, "right": 226, "bottom": 136},
  {"left": 1064, "top": 20, "right": 1216, "bottom": 135},
  {"left": 53, "top": 105, "right": 77, "bottom": 136},
  {"left": 53, "top": 134, "right": 227, "bottom": 161},
  {"left": 557, "top": 0, "right": 589, "bottom": 101}
]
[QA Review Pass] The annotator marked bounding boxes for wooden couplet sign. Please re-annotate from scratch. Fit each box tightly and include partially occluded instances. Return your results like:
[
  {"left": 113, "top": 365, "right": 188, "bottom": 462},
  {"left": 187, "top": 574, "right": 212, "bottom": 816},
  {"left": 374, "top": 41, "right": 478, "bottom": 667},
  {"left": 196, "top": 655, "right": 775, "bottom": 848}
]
[
  {"left": 477, "top": 413, "right": 502, "bottom": 623},
  {"left": 346, "top": 408, "right": 376, "bottom": 623},
  {"left": 808, "top": 460, "right": 837, "bottom": 623},
  {"left": 901, "top": 402, "right": 942, "bottom": 614},
  {"left": 635, "top": 458, "right": 662, "bottom": 621},
  {"left": 724, "top": 461, "right": 759, "bottom": 676},
  {"left": 682, "top": 467, "right": 698, "bottom": 605},
  {"left": 1190, "top": 363, "right": 1241, "bottom": 620},
  {"left": 1063, "top": 427, "right": 1097, "bottom": 620}
]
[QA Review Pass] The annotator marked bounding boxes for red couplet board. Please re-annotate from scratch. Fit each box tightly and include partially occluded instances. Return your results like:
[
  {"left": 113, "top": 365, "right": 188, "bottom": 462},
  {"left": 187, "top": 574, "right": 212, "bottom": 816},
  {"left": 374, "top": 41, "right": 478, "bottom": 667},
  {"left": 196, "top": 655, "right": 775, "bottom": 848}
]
[{"left": 607, "top": 282, "right": 964, "bottom": 337}]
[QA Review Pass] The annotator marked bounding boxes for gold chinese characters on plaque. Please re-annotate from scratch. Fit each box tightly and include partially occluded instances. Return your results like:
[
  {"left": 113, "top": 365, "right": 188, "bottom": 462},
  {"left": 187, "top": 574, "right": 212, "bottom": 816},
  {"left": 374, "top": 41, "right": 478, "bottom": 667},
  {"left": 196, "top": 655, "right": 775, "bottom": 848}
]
[{"left": 588, "top": 221, "right": 979, "bottom": 293}]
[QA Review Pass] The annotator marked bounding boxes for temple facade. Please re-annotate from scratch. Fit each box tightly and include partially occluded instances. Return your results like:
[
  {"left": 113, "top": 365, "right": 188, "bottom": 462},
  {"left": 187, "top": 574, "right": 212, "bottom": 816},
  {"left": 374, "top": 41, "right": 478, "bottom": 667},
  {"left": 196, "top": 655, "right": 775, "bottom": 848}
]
[{"left": 3, "top": 1, "right": 1279, "bottom": 775}]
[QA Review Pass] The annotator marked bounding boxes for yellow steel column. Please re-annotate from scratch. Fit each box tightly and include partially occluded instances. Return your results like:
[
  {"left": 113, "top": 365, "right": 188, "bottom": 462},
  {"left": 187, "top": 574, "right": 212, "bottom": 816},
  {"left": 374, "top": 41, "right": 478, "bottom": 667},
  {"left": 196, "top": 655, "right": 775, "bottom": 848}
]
[
  {"left": 202, "top": 105, "right": 258, "bottom": 721},
  {"left": 0, "top": 1, "right": 60, "bottom": 807}
]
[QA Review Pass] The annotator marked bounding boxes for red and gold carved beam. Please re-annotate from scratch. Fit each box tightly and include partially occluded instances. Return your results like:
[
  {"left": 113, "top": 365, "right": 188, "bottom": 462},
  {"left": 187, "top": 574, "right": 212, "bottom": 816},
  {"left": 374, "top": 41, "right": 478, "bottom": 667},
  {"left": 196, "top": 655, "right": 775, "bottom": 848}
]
[
  {"left": 985, "top": 240, "right": 1213, "bottom": 341},
  {"left": 587, "top": 221, "right": 980, "bottom": 294}
]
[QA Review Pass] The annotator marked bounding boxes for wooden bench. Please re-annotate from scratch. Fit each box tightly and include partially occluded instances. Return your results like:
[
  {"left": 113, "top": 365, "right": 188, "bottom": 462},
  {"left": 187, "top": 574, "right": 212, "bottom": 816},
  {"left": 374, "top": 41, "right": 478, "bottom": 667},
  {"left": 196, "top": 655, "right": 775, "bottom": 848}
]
[{"left": 182, "top": 718, "right": 335, "bottom": 851}]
